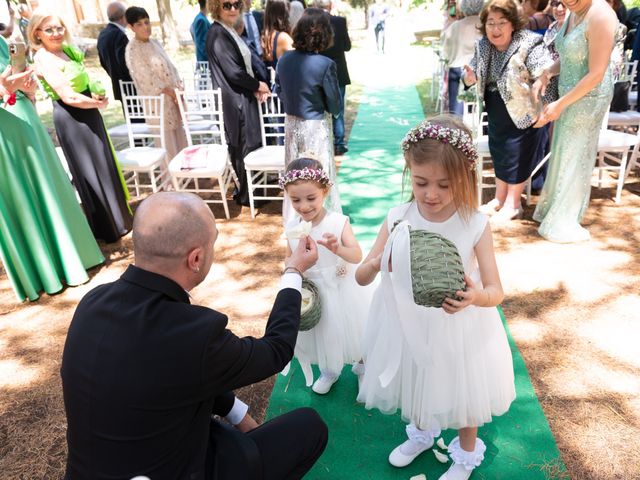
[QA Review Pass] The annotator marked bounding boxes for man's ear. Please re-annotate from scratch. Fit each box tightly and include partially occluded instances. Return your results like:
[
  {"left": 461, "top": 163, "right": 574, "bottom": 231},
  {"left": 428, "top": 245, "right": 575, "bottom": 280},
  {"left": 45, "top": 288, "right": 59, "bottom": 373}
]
[{"left": 187, "top": 246, "right": 204, "bottom": 272}]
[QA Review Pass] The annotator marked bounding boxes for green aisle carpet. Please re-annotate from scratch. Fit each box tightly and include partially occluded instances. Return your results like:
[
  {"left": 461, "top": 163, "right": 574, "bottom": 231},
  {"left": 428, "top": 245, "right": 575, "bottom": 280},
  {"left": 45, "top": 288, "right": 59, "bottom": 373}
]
[{"left": 266, "top": 84, "right": 566, "bottom": 479}]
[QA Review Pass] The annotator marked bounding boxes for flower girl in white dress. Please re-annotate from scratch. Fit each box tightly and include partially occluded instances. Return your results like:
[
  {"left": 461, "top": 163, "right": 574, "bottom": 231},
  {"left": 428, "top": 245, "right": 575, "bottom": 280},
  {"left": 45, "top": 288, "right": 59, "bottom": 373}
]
[
  {"left": 355, "top": 116, "right": 516, "bottom": 480},
  {"left": 282, "top": 158, "right": 368, "bottom": 395}
]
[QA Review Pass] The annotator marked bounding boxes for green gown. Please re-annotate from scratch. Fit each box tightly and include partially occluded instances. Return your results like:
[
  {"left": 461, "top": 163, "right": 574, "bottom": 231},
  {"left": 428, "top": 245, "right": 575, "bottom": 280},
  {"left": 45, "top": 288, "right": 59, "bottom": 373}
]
[
  {"left": 532, "top": 17, "right": 614, "bottom": 243},
  {"left": 0, "top": 37, "right": 104, "bottom": 302}
]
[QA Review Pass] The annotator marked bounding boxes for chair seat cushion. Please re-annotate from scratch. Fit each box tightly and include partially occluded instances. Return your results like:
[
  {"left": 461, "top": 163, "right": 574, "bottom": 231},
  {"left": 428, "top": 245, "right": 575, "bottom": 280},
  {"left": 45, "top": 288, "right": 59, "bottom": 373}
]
[
  {"left": 475, "top": 138, "right": 490, "bottom": 155},
  {"left": 598, "top": 129, "right": 637, "bottom": 150},
  {"left": 117, "top": 147, "right": 166, "bottom": 169},
  {"left": 170, "top": 145, "right": 229, "bottom": 177},
  {"left": 607, "top": 111, "right": 640, "bottom": 126},
  {"left": 108, "top": 122, "right": 151, "bottom": 138},
  {"left": 189, "top": 122, "right": 220, "bottom": 133},
  {"left": 244, "top": 146, "right": 285, "bottom": 170}
]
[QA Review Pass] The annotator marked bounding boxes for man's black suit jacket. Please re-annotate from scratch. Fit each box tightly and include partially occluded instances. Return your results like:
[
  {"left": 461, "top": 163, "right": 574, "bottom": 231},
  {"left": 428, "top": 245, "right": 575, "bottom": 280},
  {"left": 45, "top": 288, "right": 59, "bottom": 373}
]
[
  {"left": 61, "top": 265, "right": 301, "bottom": 479},
  {"left": 97, "top": 23, "right": 133, "bottom": 101},
  {"left": 321, "top": 15, "right": 351, "bottom": 87}
]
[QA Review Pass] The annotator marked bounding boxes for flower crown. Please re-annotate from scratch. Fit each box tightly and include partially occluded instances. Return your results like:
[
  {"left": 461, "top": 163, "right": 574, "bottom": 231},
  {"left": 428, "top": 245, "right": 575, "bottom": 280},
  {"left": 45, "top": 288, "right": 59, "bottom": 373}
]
[
  {"left": 401, "top": 121, "right": 478, "bottom": 166},
  {"left": 279, "top": 167, "right": 333, "bottom": 189}
]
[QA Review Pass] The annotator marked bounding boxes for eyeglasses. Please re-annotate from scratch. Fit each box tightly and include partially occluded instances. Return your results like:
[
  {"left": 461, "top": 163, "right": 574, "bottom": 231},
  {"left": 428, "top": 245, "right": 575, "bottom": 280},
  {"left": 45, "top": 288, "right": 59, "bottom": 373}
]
[
  {"left": 550, "top": 0, "right": 565, "bottom": 6},
  {"left": 40, "top": 26, "right": 66, "bottom": 36},
  {"left": 486, "top": 20, "right": 510, "bottom": 30},
  {"left": 222, "top": 1, "right": 242, "bottom": 10}
]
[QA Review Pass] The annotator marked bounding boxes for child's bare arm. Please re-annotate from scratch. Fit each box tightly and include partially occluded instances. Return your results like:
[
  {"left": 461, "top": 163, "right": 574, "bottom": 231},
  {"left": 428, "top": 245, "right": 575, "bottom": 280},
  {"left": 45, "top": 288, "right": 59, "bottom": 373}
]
[
  {"left": 317, "top": 221, "right": 362, "bottom": 264},
  {"left": 442, "top": 224, "right": 503, "bottom": 313},
  {"left": 355, "top": 220, "right": 389, "bottom": 286}
]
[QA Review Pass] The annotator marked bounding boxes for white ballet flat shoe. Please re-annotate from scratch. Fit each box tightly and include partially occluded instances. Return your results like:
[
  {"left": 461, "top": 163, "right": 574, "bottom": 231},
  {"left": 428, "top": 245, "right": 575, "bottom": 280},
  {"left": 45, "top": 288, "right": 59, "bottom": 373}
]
[
  {"left": 478, "top": 198, "right": 503, "bottom": 215},
  {"left": 311, "top": 373, "right": 339, "bottom": 394},
  {"left": 388, "top": 424, "right": 439, "bottom": 468},
  {"left": 490, "top": 205, "right": 523, "bottom": 223},
  {"left": 388, "top": 438, "right": 433, "bottom": 467},
  {"left": 351, "top": 362, "right": 365, "bottom": 376}
]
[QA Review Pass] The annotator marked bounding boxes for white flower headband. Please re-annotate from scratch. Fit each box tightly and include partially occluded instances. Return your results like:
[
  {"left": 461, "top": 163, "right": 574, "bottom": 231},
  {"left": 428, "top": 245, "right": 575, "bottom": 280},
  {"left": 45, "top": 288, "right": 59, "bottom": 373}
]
[
  {"left": 401, "top": 121, "right": 479, "bottom": 167},
  {"left": 279, "top": 167, "right": 333, "bottom": 189}
]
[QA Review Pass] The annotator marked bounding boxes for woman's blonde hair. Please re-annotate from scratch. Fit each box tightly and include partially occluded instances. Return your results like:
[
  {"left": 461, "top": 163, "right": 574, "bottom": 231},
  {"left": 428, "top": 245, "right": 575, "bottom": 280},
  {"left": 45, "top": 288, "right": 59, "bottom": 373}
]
[
  {"left": 402, "top": 114, "right": 478, "bottom": 220},
  {"left": 27, "top": 12, "right": 72, "bottom": 49}
]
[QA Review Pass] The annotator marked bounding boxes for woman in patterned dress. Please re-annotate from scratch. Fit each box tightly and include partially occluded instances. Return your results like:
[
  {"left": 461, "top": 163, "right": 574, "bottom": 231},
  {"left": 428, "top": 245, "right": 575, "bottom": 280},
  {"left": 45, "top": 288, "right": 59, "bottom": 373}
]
[{"left": 124, "top": 6, "right": 187, "bottom": 161}]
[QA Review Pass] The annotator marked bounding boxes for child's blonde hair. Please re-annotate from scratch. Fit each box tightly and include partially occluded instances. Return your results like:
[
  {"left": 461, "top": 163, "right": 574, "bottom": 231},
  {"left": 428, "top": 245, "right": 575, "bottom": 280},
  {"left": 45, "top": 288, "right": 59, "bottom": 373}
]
[{"left": 402, "top": 114, "right": 478, "bottom": 220}]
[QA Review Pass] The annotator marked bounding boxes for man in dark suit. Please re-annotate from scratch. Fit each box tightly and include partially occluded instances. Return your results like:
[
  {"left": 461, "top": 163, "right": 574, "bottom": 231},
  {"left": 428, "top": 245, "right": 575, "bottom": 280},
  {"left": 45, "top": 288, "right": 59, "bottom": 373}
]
[
  {"left": 315, "top": 0, "right": 352, "bottom": 156},
  {"left": 61, "top": 192, "right": 327, "bottom": 479},
  {"left": 97, "top": 1, "right": 133, "bottom": 114}
]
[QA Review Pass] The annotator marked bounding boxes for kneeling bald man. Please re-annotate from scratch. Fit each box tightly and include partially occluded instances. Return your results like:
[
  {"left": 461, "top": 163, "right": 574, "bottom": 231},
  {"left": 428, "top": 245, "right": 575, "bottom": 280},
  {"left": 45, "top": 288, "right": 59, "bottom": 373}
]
[{"left": 61, "top": 192, "right": 326, "bottom": 479}]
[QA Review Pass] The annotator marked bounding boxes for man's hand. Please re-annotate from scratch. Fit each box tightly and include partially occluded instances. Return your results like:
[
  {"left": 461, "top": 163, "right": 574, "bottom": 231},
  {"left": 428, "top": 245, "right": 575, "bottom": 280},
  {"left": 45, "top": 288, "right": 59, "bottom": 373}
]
[
  {"left": 235, "top": 412, "right": 259, "bottom": 433},
  {"left": 285, "top": 235, "right": 318, "bottom": 273}
]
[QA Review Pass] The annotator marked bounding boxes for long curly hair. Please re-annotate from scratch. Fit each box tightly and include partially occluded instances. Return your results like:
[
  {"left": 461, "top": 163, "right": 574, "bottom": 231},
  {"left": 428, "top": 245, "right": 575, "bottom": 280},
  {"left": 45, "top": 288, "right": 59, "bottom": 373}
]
[{"left": 292, "top": 8, "right": 333, "bottom": 53}]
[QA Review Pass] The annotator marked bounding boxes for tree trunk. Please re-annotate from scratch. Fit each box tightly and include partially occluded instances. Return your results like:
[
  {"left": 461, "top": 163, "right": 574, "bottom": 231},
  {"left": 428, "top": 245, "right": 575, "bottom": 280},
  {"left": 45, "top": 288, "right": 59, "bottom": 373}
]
[
  {"left": 364, "top": 3, "right": 369, "bottom": 29},
  {"left": 156, "top": 0, "right": 180, "bottom": 50}
]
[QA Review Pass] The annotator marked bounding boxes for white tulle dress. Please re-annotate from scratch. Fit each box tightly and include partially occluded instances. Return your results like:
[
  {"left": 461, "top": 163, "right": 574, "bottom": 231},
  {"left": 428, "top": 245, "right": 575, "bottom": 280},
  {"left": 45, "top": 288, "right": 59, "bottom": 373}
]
[
  {"left": 357, "top": 202, "right": 516, "bottom": 431},
  {"left": 287, "top": 211, "right": 369, "bottom": 386}
]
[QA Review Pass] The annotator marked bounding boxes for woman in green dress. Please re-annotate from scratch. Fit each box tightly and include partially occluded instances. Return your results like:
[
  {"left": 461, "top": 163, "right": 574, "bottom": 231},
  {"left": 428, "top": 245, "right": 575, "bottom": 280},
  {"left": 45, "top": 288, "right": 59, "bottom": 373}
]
[
  {"left": 532, "top": 0, "right": 618, "bottom": 243},
  {"left": 0, "top": 36, "right": 104, "bottom": 302},
  {"left": 29, "top": 12, "right": 133, "bottom": 243}
]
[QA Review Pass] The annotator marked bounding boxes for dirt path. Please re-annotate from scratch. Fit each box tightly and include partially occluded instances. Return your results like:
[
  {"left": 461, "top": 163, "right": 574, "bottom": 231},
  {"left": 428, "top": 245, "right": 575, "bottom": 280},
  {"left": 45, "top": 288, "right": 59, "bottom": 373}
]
[{"left": 1, "top": 25, "right": 640, "bottom": 479}]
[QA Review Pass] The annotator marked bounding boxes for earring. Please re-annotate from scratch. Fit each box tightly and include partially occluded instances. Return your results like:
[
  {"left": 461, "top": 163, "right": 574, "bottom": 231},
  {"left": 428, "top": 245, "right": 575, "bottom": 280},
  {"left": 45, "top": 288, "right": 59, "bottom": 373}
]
[{"left": 195, "top": 267, "right": 200, "bottom": 273}]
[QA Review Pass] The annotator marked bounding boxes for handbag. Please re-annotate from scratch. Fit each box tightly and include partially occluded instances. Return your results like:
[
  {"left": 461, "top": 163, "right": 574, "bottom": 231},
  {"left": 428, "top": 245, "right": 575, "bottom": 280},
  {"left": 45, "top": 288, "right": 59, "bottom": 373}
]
[{"left": 610, "top": 80, "right": 630, "bottom": 112}]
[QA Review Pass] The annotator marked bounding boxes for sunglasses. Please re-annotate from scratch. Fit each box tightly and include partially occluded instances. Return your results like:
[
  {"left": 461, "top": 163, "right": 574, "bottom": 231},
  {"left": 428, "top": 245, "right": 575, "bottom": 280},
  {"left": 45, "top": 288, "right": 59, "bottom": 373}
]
[
  {"left": 550, "top": 1, "right": 565, "bottom": 6},
  {"left": 40, "top": 26, "right": 66, "bottom": 36},
  {"left": 222, "top": 1, "right": 242, "bottom": 10}
]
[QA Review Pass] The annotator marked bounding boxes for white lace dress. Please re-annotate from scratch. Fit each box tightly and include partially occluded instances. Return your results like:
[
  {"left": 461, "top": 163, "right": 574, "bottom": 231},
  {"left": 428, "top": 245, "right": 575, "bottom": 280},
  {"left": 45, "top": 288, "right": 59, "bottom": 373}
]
[
  {"left": 287, "top": 211, "right": 370, "bottom": 385},
  {"left": 357, "top": 202, "right": 515, "bottom": 431},
  {"left": 125, "top": 38, "right": 188, "bottom": 160}
]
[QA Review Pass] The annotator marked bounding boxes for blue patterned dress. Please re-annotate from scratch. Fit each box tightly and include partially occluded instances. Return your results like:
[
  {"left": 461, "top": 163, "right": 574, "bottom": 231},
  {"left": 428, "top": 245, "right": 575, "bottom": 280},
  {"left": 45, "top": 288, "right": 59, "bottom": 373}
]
[{"left": 533, "top": 16, "right": 614, "bottom": 243}]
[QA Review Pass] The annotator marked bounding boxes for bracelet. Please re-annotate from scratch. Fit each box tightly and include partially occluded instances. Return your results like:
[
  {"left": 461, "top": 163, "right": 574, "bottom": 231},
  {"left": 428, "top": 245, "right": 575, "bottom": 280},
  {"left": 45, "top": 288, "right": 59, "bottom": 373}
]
[{"left": 282, "top": 266, "right": 303, "bottom": 277}]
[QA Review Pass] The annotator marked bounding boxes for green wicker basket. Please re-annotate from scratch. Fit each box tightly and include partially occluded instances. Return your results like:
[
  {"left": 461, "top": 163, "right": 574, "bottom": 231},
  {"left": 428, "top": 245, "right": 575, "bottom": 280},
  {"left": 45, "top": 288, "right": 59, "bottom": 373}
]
[
  {"left": 299, "top": 279, "right": 321, "bottom": 331},
  {"left": 408, "top": 228, "right": 466, "bottom": 308}
]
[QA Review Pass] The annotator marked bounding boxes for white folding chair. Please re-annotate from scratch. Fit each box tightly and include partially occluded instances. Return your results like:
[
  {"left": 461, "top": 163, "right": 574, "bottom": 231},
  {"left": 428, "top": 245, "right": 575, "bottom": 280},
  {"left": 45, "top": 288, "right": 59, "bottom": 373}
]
[
  {"left": 595, "top": 111, "right": 639, "bottom": 203},
  {"left": 244, "top": 94, "right": 286, "bottom": 218},
  {"left": 116, "top": 95, "right": 174, "bottom": 197},
  {"left": 169, "top": 89, "right": 239, "bottom": 219},
  {"left": 193, "top": 61, "right": 213, "bottom": 91},
  {"left": 527, "top": 112, "right": 638, "bottom": 205},
  {"left": 463, "top": 101, "right": 493, "bottom": 205},
  {"left": 623, "top": 60, "right": 639, "bottom": 109},
  {"left": 608, "top": 60, "right": 640, "bottom": 128},
  {"left": 107, "top": 80, "right": 151, "bottom": 149},
  {"left": 175, "top": 88, "right": 222, "bottom": 146}
]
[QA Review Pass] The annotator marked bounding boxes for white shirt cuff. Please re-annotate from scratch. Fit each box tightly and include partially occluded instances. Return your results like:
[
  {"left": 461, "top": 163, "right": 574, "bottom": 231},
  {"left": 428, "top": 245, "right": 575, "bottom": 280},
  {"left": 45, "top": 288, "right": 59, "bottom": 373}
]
[
  {"left": 224, "top": 397, "right": 249, "bottom": 425},
  {"left": 279, "top": 272, "right": 302, "bottom": 292}
]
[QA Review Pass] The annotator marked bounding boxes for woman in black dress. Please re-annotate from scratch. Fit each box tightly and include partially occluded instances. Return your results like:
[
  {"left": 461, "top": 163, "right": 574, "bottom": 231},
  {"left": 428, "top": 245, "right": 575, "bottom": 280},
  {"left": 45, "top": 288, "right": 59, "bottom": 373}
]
[{"left": 29, "top": 12, "right": 132, "bottom": 242}]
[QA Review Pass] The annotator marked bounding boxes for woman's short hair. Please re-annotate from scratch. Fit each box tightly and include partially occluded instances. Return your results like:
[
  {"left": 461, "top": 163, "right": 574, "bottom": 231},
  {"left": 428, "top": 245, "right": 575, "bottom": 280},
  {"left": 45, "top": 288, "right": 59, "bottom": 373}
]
[
  {"left": 264, "top": 0, "right": 291, "bottom": 34},
  {"left": 478, "top": 0, "right": 526, "bottom": 36},
  {"left": 125, "top": 6, "right": 149, "bottom": 25},
  {"left": 292, "top": 8, "right": 333, "bottom": 52},
  {"left": 208, "top": 0, "right": 244, "bottom": 21},
  {"left": 27, "top": 13, "right": 73, "bottom": 49}
]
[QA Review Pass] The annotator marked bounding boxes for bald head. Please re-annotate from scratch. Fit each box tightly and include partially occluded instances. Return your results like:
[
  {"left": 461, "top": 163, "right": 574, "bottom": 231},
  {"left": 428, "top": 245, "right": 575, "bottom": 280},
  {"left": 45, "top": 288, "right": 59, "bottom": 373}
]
[
  {"left": 107, "top": 1, "right": 126, "bottom": 23},
  {"left": 133, "top": 192, "right": 216, "bottom": 268}
]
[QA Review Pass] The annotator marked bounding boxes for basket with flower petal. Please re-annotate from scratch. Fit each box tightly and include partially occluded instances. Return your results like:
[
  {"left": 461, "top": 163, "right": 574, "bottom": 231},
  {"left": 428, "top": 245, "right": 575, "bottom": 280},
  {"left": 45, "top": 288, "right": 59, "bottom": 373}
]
[
  {"left": 408, "top": 228, "right": 466, "bottom": 308},
  {"left": 299, "top": 279, "right": 321, "bottom": 331}
]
